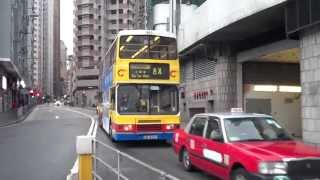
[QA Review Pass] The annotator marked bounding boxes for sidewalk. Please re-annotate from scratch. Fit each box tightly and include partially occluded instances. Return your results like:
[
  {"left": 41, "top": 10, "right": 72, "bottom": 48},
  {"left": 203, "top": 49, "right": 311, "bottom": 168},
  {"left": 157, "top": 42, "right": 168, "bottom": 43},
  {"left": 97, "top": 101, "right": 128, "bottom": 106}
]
[{"left": 0, "top": 106, "right": 35, "bottom": 127}]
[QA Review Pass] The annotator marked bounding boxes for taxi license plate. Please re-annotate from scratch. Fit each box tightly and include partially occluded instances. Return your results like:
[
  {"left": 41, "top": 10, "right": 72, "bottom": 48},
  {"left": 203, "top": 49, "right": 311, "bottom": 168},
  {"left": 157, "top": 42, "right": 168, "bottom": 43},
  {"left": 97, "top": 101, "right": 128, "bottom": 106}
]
[{"left": 143, "top": 135, "right": 158, "bottom": 140}]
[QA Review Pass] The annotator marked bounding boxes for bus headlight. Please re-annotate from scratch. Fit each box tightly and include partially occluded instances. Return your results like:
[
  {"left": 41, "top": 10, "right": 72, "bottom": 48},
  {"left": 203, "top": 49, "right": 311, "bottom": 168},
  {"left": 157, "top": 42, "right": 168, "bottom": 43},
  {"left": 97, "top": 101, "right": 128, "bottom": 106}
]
[{"left": 259, "top": 162, "right": 287, "bottom": 175}]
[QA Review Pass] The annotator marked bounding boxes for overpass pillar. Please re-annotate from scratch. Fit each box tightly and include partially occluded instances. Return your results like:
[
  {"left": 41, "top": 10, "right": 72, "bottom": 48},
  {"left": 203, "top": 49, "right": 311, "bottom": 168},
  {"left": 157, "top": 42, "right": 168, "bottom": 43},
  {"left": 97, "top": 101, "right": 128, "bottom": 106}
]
[
  {"left": 214, "top": 45, "right": 237, "bottom": 112},
  {"left": 300, "top": 24, "right": 320, "bottom": 145}
]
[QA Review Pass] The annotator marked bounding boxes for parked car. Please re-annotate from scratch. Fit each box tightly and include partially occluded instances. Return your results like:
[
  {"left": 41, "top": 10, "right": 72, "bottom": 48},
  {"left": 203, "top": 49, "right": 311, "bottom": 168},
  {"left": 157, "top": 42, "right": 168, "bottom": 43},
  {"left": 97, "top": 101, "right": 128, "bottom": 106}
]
[{"left": 172, "top": 112, "right": 320, "bottom": 180}]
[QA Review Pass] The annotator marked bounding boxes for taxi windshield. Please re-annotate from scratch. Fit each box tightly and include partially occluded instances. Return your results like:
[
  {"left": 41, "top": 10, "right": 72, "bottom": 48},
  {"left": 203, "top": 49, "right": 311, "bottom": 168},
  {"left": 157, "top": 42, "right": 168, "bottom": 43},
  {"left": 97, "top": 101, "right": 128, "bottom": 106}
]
[{"left": 224, "top": 117, "right": 292, "bottom": 142}]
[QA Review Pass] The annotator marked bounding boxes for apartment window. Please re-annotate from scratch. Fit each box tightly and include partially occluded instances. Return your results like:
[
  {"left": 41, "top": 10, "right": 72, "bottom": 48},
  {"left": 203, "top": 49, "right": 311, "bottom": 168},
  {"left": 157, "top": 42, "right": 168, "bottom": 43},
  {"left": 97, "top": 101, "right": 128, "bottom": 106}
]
[
  {"left": 111, "top": 20, "right": 116, "bottom": 24},
  {"left": 119, "top": 19, "right": 123, "bottom": 24},
  {"left": 111, "top": 10, "right": 116, "bottom": 14},
  {"left": 119, "top": 9, "right": 123, "bottom": 14},
  {"left": 111, "top": 0, "right": 116, "bottom": 4},
  {"left": 119, "top": 0, "right": 123, "bottom": 4}
]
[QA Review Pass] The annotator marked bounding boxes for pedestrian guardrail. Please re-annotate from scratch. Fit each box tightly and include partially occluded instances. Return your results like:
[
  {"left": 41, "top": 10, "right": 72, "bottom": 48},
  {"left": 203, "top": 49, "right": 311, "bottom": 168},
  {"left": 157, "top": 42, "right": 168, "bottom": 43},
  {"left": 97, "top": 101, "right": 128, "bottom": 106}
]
[{"left": 75, "top": 136, "right": 180, "bottom": 180}]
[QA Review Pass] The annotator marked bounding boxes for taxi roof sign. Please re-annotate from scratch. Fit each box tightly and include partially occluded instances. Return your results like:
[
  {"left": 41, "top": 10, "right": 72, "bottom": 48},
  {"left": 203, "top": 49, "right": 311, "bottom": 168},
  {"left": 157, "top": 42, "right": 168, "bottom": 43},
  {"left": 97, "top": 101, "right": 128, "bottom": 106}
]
[{"left": 231, "top": 108, "right": 243, "bottom": 113}]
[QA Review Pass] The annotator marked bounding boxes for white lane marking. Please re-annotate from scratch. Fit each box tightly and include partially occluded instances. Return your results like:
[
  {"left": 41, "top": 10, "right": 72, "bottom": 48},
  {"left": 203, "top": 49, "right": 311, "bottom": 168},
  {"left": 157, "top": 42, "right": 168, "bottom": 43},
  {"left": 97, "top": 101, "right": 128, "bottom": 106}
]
[
  {"left": 60, "top": 108, "right": 98, "bottom": 179},
  {"left": 203, "top": 148, "right": 223, "bottom": 163}
]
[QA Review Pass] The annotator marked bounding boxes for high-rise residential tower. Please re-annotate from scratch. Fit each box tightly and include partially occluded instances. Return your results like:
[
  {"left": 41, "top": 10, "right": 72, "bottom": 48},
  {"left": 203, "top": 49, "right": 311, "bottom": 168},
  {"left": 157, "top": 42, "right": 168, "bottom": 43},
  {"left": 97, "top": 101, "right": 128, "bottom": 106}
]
[
  {"left": 73, "top": 0, "right": 107, "bottom": 107},
  {"left": 73, "top": 0, "right": 146, "bottom": 107}
]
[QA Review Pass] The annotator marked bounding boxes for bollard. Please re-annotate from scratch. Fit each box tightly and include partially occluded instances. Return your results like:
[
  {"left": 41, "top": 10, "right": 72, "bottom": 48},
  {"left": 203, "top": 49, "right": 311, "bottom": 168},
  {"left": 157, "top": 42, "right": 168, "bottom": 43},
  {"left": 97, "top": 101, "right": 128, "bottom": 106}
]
[{"left": 77, "top": 136, "right": 93, "bottom": 180}]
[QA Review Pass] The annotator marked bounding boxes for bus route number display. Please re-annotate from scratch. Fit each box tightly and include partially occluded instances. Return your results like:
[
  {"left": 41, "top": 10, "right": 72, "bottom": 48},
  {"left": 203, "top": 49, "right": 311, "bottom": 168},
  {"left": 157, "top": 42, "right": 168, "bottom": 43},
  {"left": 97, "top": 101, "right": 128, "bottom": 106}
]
[{"left": 129, "top": 63, "right": 169, "bottom": 79}]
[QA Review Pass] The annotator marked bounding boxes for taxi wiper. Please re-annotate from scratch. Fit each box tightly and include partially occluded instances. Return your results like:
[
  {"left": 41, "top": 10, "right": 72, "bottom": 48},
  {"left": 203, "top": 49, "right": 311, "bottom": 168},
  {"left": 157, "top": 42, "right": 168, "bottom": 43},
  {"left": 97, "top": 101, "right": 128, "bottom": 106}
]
[{"left": 237, "top": 139, "right": 264, "bottom": 142}]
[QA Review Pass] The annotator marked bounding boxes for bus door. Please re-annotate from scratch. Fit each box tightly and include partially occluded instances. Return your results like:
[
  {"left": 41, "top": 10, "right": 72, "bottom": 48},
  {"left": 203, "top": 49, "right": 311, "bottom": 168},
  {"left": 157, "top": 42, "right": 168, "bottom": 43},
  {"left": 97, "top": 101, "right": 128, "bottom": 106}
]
[{"left": 105, "top": 87, "right": 115, "bottom": 134}]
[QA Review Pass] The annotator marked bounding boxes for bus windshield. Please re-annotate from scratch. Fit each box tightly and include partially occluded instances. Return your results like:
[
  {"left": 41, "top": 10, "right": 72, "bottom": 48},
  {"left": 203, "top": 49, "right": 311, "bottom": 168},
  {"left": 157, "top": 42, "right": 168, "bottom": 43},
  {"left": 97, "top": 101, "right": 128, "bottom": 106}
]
[
  {"left": 117, "top": 85, "right": 178, "bottom": 115},
  {"left": 119, "top": 35, "right": 177, "bottom": 60}
]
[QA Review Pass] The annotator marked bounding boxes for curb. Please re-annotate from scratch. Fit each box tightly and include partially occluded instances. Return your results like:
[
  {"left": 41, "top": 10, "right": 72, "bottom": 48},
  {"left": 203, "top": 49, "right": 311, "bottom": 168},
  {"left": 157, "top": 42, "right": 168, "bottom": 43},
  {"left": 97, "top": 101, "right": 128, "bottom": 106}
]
[{"left": 0, "top": 106, "right": 36, "bottom": 128}]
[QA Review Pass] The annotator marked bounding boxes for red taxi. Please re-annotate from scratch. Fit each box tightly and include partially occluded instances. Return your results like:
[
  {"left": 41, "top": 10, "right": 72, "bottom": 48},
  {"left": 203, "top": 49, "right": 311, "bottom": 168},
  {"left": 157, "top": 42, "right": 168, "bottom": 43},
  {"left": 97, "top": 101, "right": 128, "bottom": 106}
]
[{"left": 172, "top": 112, "right": 320, "bottom": 180}]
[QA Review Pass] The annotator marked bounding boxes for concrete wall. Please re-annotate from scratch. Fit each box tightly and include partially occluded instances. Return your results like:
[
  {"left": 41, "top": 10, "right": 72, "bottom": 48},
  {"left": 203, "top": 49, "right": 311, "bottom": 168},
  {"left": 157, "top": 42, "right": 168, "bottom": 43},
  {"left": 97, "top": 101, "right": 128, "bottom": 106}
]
[
  {"left": 300, "top": 24, "right": 320, "bottom": 144},
  {"left": 178, "top": 0, "right": 287, "bottom": 52},
  {"left": 244, "top": 90, "right": 302, "bottom": 137},
  {"left": 180, "top": 76, "right": 215, "bottom": 122},
  {"left": 0, "top": 0, "right": 11, "bottom": 59},
  {"left": 74, "top": 89, "right": 97, "bottom": 107}
]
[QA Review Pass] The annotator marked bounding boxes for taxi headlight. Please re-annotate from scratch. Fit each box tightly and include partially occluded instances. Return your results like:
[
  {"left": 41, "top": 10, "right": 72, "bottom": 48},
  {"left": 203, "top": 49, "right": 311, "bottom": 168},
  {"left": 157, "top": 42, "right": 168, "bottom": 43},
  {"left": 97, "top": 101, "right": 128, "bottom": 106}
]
[{"left": 259, "top": 162, "right": 287, "bottom": 175}]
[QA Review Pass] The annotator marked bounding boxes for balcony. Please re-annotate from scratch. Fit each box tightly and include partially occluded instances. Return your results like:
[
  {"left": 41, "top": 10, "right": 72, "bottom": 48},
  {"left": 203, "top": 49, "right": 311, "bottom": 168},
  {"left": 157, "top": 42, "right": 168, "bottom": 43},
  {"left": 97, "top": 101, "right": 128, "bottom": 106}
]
[
  {"left": 76, "top": 68, "right": 99, "bottom": 77},
  {"left": 77, "top": 8, "right": 94, "bottom": 15},
  {"left": 78, "top": 28, "right": 94, "bottom": 36},
  {"left": 108, "top": 4, "right": 132, "bottom": 10},
  {"left": 76, "top": 0, "right": 94, "bottom": 5},
  {"left": 78, "top": 39, "right": 95, "bottom": 46},
  {"left": 76, "top": 49, "right": 97, "bottom": 57},
  {"left": 77, "top": 19, "right": 94, "bottom": 25},
  {"left": 108, "top": 13, "right": 133, "bottom": 20},
  {"left": 108, "top": 24, "right": 118, "bottom": 29},
  {"left": 76, "top": 79, "right": 99, "bottom": 88}
]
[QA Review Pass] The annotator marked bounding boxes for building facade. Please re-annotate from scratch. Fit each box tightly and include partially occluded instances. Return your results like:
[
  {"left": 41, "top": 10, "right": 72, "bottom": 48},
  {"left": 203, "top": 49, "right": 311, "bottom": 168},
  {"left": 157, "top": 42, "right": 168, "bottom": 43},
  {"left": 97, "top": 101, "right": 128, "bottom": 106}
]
[
  {"left": 73, "top": 0, "right": 106, "bottom": 107},
  {"left": 59, "top": 40, "right": 67, "bottom": 97},
  {"left": 30, "top": 0, "right": 43, "bottom": 93},
  {"left": 73, "top": 0, "right": 146, "bottom": 107},
  {"left": 0, "top": 0, "right": 33, "bottom": 115},
  {"left": 176, "top": 0, "right": 320, "bottom": 145},
  {"left": 41, "top": 0, "right": 60, "bottom": 99}
]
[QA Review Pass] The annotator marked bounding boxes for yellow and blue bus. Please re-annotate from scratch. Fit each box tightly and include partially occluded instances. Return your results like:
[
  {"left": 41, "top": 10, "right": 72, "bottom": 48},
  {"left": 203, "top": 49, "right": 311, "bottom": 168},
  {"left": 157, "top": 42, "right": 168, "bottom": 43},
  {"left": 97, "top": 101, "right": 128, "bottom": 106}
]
[{"left": 101, "top": 30, "right": 180, "bottom": 142}]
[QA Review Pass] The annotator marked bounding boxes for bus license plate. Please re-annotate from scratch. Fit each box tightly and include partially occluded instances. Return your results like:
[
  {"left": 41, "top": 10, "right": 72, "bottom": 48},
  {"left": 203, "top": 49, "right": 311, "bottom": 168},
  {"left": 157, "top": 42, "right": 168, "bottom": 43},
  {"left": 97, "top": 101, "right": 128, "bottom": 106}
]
[{"left": 143, "top": 135, "right": 158, "bottom": 140}]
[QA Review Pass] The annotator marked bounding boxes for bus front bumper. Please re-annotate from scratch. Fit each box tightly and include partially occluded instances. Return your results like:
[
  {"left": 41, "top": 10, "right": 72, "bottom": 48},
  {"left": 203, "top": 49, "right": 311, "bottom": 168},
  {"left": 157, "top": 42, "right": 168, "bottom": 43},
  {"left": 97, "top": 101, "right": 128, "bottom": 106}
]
[{"left": 112, "top": 132, "right": 174, "bottom": 141}]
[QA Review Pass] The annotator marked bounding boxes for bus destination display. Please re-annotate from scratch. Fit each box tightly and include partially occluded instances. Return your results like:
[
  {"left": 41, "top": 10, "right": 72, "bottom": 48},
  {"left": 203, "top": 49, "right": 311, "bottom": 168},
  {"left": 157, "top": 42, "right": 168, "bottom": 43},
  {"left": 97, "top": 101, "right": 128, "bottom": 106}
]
[{"left": 129, "top": 63, "right": 169, "bottom": 79}]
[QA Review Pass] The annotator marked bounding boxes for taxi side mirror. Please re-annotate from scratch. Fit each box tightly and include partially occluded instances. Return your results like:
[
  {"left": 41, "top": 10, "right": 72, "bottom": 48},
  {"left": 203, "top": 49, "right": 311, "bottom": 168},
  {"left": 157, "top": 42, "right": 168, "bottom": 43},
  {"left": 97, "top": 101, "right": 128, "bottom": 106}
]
[{"left": 210, "top": 130, "right": 224, "bottom": 142}]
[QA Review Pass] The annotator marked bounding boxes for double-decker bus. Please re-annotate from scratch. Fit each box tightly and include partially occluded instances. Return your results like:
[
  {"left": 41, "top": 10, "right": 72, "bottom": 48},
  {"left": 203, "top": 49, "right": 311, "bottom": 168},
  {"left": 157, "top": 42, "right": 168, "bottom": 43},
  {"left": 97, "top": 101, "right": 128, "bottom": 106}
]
[{"left": 100, "top": 30, "right": 180, "bottom": 142}]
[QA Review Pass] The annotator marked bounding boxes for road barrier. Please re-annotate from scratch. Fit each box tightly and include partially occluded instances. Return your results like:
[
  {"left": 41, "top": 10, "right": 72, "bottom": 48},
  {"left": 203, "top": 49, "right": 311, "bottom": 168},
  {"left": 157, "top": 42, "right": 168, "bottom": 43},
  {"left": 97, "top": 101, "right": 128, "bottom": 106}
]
[{"left": 75, "top": 136, "right": 180, "bottom": 180}]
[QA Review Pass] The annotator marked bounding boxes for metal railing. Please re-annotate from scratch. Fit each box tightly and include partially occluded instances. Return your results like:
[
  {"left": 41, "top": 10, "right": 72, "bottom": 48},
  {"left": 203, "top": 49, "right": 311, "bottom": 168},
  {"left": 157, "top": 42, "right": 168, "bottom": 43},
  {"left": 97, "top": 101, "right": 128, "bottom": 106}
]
[
  {"left": 91, "top": 139, "right": 179, "bottom": 180},
  {"left": 68, "top": 113, "right": 180, "bottom": 180}
]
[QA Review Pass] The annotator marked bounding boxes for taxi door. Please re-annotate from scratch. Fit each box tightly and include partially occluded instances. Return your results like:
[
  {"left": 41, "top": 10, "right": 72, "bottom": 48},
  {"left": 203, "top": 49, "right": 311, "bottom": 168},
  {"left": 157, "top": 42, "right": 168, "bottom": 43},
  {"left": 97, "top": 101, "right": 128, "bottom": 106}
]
[
  {"left": 201, "top": 117, "right": 229, "bottom": 179},
  {"left": 187, "top": 116, "right": 208, "bottom": 169}
]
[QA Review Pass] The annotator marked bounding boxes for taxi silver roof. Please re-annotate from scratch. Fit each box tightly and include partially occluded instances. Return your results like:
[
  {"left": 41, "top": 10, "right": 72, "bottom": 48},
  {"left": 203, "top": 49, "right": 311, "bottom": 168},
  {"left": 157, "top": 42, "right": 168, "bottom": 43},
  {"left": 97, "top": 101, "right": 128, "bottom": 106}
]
[{"left": 194, "top": 112, "right": 272, "bottom": 119}]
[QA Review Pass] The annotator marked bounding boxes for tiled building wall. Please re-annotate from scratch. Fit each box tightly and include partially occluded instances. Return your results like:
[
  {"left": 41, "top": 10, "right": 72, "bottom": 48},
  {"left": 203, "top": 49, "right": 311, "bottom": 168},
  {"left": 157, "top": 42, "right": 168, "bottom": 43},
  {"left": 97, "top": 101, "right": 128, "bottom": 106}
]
[{"left": 300, "top": 24, "right": 320, "bottom": 144}]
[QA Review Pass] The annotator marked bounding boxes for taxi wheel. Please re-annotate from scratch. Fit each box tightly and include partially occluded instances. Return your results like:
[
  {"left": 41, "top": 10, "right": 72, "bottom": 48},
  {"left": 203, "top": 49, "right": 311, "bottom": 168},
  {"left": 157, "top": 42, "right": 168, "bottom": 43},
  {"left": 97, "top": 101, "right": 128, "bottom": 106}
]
[
  {"left": 231, "top": 168, "right": 249, "bottom": 180},
  {"left": 182, "top": 149, "right": 193, "bottom": 171}
]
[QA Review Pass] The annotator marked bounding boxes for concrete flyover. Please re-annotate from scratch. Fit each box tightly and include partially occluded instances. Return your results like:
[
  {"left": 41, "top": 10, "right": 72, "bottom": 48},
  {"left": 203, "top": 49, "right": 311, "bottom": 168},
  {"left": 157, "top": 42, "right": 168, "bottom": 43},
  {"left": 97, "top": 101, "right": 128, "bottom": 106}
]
[{"left": 177, "top": 0, "right": 320, "bottom": 145}]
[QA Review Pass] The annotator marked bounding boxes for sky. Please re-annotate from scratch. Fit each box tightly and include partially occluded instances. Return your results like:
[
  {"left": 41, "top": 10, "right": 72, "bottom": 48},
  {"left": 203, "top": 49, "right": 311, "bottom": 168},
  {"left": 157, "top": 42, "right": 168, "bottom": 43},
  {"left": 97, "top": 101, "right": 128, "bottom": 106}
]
[{"left": 60, "top": 0, "right": 74, "bottom": 55}]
